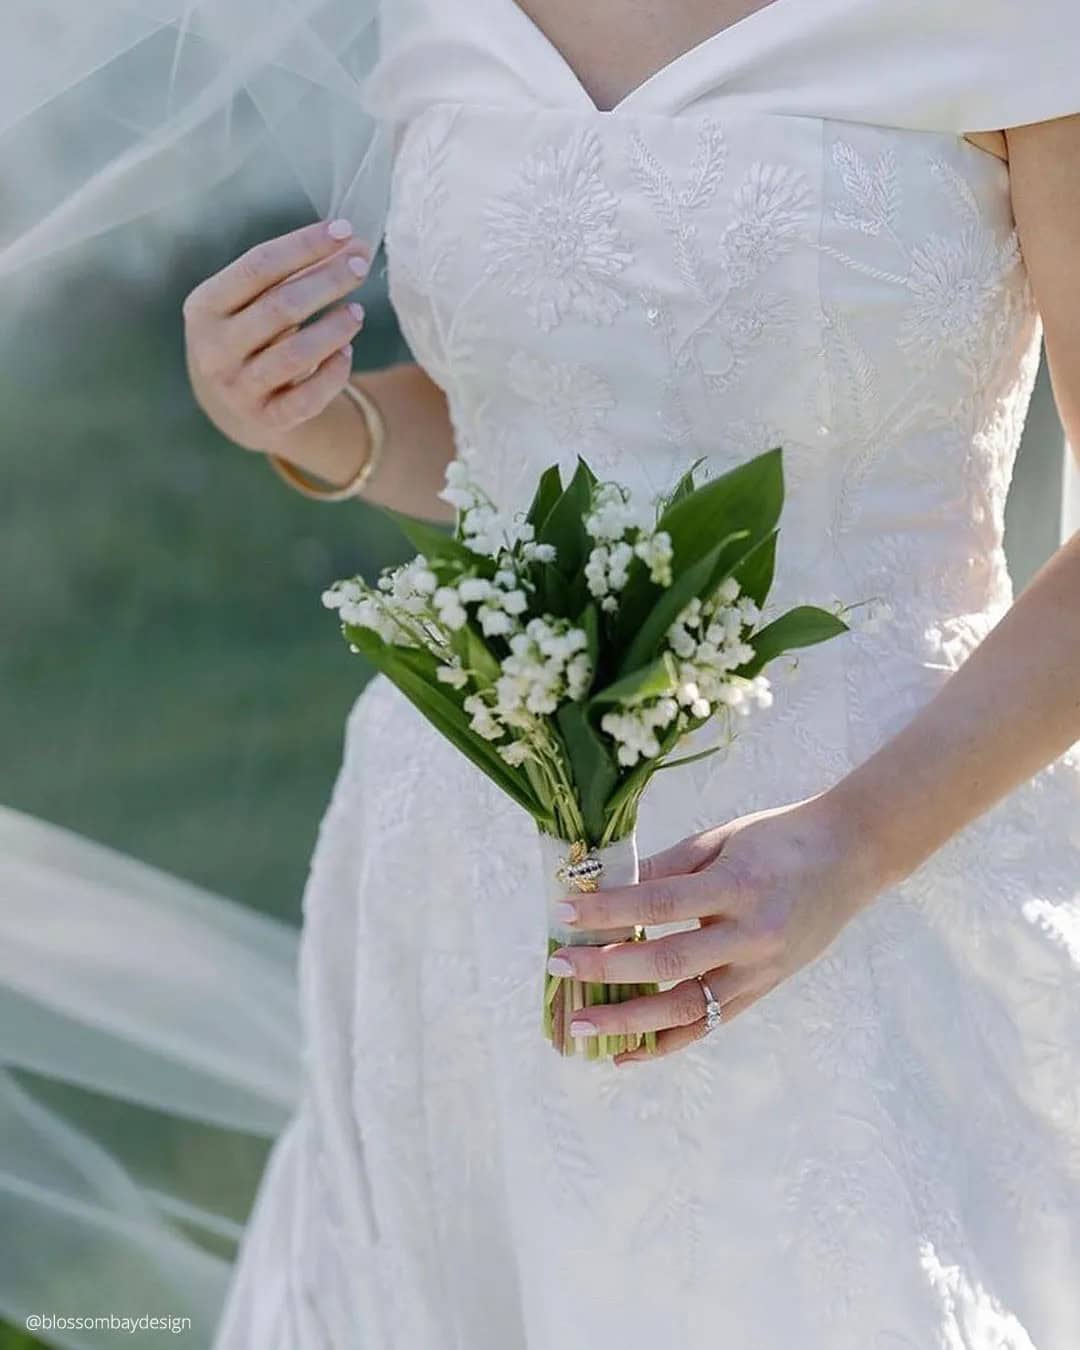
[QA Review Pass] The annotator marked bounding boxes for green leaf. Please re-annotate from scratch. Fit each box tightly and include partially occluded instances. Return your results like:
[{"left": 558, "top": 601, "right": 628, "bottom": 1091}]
[
  {"left": 591, "top": 652, "right": 679, "bottom": 706},
  {"left": 578, "top": 601, "right": 600, "bottom": 684},
  {"left": 384, "top": 508, "right": 482, "bottom": 570},
  {"left": 525, "top": 463, "right": 564, "bottom": 530},
  {"left": 555, "top": 700, "right": 619, "bottom": 847},
  {"left": 600, "top": 760, "right": 654, "bottom": 828},
  {"left": 654, "top": 743, "right": 726, "bottom": 772},
  {"left": 617, "top": 530, "right": 747, "bottom": 676},
  {"left": 449, "top": 622, "right": 500, "bottom": 685},
  {"left": 537, "top": 560, "right": 572, "bottom": 617},
  {"left": 538, "top": 457, "right": 597, "bottom": 580},
  {"left": 345, "top": 626, "right": 540, "bottom": 816},
  {"left": 659, "top": 456, "right": 708, "bottom": 515},
  {"left": 730, "top": 529, "right": 778, "bottom": 607},
  {"left": 658, "top": 446, "right": 784, "bottom": 576},
  {"left": 739, "top": 605, "right": 849, "bottom": 676},
  {"left": 614, "top": 448, "right": 783, "bottom": 650}
]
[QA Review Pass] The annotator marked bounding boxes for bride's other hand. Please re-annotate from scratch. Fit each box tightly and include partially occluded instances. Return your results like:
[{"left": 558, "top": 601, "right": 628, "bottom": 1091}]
[
  {"left": 182, "top": 217, "right": 372, "bottom": 454},
  {"left": 547, "top": 795, "right": 884, "bottom": 1064}
]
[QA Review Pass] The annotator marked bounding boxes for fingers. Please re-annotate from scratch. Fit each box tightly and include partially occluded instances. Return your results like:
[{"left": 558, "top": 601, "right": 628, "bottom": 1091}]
[
  {"left": 260, "top": 346, "right": 355, "bottom": 435},
  {"left": 228, "top": 243, "right": 371, "bottom": 360},
  {"left": 568, "top": 966, "right": 745, "bottom": 1040},
  {"left": 183, "top": 217, "right": 366, "bottom": 320},
  {"left": 559, "top": 855, "right": 750, "bottom": 932},
  {"left": 638, "top": 824, "right": 729, "bottom": 883},
  {"left": 613, "top": 987, "right": 764, "bottom": 1065},
  {"left": 548, "top": 916, "right": 761, "bottom": 985},
  {"left": 240, "top": 300, "right": 365, "bottom": 399}
]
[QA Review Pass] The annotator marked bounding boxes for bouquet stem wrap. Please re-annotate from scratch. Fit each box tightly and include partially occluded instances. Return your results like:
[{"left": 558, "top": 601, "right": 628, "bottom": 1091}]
[{"left": 537, "top": 829, "right": 659, "bottom": 1060}]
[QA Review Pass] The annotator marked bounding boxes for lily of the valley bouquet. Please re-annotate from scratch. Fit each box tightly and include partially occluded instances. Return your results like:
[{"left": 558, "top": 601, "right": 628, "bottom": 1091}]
[{"left": 322, "top": 448, "right": 847, "bottom": 1061}]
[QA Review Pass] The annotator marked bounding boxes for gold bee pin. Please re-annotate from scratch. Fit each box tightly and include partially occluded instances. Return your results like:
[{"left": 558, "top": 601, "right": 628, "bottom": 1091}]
[{"left": 555, "top": 840, "right": 604, "bottom": 893}]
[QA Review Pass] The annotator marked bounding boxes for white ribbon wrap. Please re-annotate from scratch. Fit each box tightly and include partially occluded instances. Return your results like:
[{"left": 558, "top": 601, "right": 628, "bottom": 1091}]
[{"left": 537, "top": 830, "right": 640, "bottom": 947}]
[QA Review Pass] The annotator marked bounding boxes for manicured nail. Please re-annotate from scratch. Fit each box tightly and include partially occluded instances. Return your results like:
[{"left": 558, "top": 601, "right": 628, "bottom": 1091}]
[
  {"left": 347, "top": 254, "right": 370, "bottom": 278},
  {"left": 547, "top": 955, "right": 573, "bottom": 976},
  {"left": 347, "top": 302, "right": 365, "bottom": 322},
  {"left": 327, "top": 218, "right": 353, "bottom": 239},
  {"left": 569, "top": 1020, "right": 597, "bottom": 1037},
  {"left": 339, "top": 343, "right": 353, "bottom": 359},
  {"left": 554, "top": 901, "right": 577, "bottom": 922}
]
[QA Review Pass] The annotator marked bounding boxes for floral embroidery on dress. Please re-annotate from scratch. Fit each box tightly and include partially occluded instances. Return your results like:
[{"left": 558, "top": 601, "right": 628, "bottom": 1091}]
[
  {"left": 720, "top": 161, "right": 814, "bottom": 287},
  {"left": 820, "top": 138, "right": 1024, "bottom": 375},
  {"left": 628, "top": 121, "right": 727, "bottom": 297},
  {"left": 898, "top": 219, "right": 1021, "bottom": 365},
  {"left": 503, "top": 349, "right": 617, "bottom": 460},
  {"left": 482, "top": 126, "right": 633, "bottom": 331},
  {"left": 831, "top": 140, "right": 900, "bottom": 238}
]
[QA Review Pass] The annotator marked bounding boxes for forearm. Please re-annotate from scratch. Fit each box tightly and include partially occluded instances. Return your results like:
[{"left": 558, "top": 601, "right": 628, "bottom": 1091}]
[
  {"left": 830, "top": 530, "right": 1080, "bottom": 896},
  {"left": 265, "top": 360, "right": 457, "bottom": 522}
]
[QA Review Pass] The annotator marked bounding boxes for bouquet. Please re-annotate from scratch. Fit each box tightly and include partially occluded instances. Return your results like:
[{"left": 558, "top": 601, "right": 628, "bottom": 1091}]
[{"left": 322, "top": 448, "right": 848, "bottom": 1060}]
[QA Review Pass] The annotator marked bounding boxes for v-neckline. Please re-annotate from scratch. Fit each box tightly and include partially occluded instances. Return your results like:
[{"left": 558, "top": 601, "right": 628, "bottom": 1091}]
[{"left": 484, "top": 0, "right": 798, "bottom": 114}]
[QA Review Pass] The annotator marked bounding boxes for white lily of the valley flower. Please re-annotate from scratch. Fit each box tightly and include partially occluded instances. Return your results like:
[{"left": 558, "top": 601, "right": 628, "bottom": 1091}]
[
  {"left": 463, "top": 693, "right": 504, "bottom": 741},
  {"left": 478, "top": 605, "right": 514, "bottom": 637},
  {"left": 434, "top": 585, "right": 468, "bottom": 631},
  {"left": 436, "top": 661, "right": 469, "bottom": 689},
  {"left": 498, "top": 740, "right": 532, "bottom": 766},
  {"left": 634, "top": 530, "right": 674, "bottom": 586},
  {"left": 458, "top": 577, "right": 494, "bottom": 603},
  {"left": 585, "top": 481, "right": 640, "bottom": 542}
]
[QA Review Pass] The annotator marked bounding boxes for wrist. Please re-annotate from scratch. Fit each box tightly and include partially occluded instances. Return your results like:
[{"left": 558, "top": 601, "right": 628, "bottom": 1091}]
[
  {"left": 818, "top": 767, "right": 927, "bottom": 907},
  {"left": 261, "top": 379, "right": 374, "bottom": 487},
  {"left": 804, "top": 783, "right": 907, "bottom": 918}
]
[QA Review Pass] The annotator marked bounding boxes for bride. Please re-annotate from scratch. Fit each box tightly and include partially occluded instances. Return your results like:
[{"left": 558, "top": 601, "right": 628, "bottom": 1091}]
[{"left": 3, "top": 0, "right": 1080, "bottom": 1346}]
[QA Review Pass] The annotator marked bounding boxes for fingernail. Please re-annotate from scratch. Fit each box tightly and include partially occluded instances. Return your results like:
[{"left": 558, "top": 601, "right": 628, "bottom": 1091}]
[
  {"left": 569, "top": 1020, "right": 597, "bottom": 1037},
  {"left": 348, "top": 254, "right": 370, "bottom": 278},
  {"left": 327, "top": 218, "right": 353, "bottom": 239},
  {"left": 554, "top": 901, "right": 577, "bottom": 922},
  {"left": 339, "top": 344, "right": 353, "bottom": 359},
  {"left": 547, "top": 955, "right": 573, "bottom": 976},
  {"left": 347, "top": 302, "right": 365, "bottom": 323}
]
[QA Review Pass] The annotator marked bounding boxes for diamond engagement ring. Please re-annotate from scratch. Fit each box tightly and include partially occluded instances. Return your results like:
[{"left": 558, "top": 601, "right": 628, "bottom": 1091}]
[{"left": 696, "top": 973, "right": 723, "bottom": 1034}]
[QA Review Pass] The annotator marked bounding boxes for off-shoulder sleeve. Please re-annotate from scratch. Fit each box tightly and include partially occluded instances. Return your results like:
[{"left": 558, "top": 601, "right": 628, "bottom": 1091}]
[
  {"left": 659, "top": 0, "right": 1080, "bottom": 134},
  {"left": 898, "top": 0, "right": 1080, "bottom": 132}
]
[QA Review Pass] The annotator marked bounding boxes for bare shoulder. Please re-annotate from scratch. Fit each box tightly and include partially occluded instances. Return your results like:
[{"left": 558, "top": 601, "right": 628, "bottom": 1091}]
[
  {"left": 1003, "top": 113, "right": 1080, "bottom": 450},
  {"left": 962, "top": 130, "right": 1009, "bottom": 163},
  {"left": 965, "top": 110, "right": 1080, "bottom": 166}
]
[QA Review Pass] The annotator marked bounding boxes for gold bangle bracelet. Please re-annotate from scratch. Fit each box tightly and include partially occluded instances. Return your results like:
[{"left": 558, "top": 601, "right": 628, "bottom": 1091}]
[{"left": 267, "top": 377, "right": 386, "bottom": 502}]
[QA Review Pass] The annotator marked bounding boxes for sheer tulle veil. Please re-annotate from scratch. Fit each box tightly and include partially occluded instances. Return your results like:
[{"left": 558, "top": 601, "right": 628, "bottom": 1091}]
[
  {"left": 0, "top": 2, "right": 395, "bottom": 1341},
  {"left": 0, "top": 809, "right": 301, "bottom": 1344},
  {"left": 1, "top": 0, "right": 399, "bottom": 278}
]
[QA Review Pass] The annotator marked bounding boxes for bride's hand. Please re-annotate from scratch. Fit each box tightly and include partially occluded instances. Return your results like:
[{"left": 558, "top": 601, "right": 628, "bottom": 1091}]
[
  {"left": 182, "top": 217, "right": 372, "bottom": 453},
  {"left": 546, "top": 795, "right": 886, "bottom": 1065}
]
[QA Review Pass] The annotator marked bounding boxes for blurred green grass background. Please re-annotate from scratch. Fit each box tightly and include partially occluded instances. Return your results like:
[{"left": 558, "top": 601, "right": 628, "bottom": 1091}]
[{"left": 1, "top": 212, "right": 410, "bottom": 924}]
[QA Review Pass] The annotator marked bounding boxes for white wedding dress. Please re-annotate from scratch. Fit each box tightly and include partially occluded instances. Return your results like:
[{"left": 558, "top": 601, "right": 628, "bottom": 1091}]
[{"left": 213, "top": 2, "right": 1080, "bottom": 1347}]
